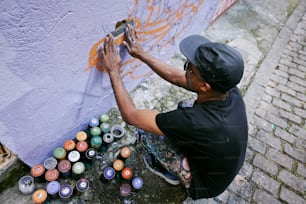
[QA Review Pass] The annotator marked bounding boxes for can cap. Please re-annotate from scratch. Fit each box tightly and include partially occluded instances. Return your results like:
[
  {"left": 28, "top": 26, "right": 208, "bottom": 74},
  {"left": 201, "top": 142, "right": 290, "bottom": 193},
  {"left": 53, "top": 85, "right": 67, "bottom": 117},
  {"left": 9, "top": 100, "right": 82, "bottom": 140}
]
[
  {"left": 72, "top": 162, "right": 85, "bottom": 174},
  {"left": 120, "top": 147, "right": 131, "bottom": 159},
  {"left": 121, "top": 167, "right": 133, "bottom": 180},
  {"left": 85, "top": 148, "right": 96, "bottom": 160},
  {"left": 76, "top": 131, "right": 87, "bottom": 141},
  {"left": 113, "top": 159, "right": 124, "bottom": 171},
  {"left": 31, "top": 164, "right": 45, "bottom": 177},
  {"left": 119, "top": 183, "right": 132, "bottom": 197},
  {"left": 32, "top": 189, "right": 47, "bottom": 203},
  {"left": 91, "top": 135, "right": 102, "bottom": 147},
  {"left": 53, "top": 147, "right": 66, "bottom": 160},
  {"left": 59, "top": 184, "right": 73, "bottom": 199},
  {"left": 76, "top": 178, "right": 89, "bottom": 192},
  {"left": 45, "top": 169, "right": 59, "bottom": 181},
  {"left": 103, "top": 167, "right": 115, "bottom": 180},
  {"left": 46, "top": 180, "right": 60, "bottom": 195},
  {"left": 18, "top": 175, "right": 35, "bottom": 195},
  {"left": 76, "top": 141, "right": 88, "bottom": 152},
  {"left": 103, "top": 133, "right": 114, "bottom": 143},
  {"left": 132, "top": 177, "right": 144, "bottom": 189},
  {"left": 90, "top": 127, "right": 101, "bottom": 136},
  {"left": 63, "top": 140, "right": 76, "bottom": 151},
  {"left": 43, "top": 157, "right": 58, "bottom": 170},
  {"left": 68, "top": 150, "right": 80, "bottom": 163},
  {"left": 58, "top": 160, "right": 71, "bottom": 173}
]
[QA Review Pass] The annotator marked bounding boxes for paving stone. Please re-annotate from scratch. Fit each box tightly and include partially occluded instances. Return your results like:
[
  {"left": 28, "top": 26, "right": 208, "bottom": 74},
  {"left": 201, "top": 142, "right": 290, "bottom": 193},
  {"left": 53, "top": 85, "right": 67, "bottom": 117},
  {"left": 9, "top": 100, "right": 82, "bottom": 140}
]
[
  {"left": 278, "top": 170, "right": 306, "bottom": 194},
  {"left": 240, "top": 162, "right": 254, "bottom": 178},
  {"left": 248, "top": 136, "right": 266, "bottom": 154},
  {"left": 281, "top": 93, "right": 304, "bottom": 108},
  {"left": 251, "top": 170, "right": 280, "bottom": 196},
  {"left": 253, "top": 153, "right": 278, "bottom": 175},
  {"left": 297, "top": 163, "right": 306, "bottom": 178},
  {"left": 265, "top": 113, "right": 288, "bottom": 129},
  {"left": 288, "top": 67, "right": 305, "bottom": 78},
  {"left": 280, "top": 187, "right": 305, "bottom": 204},
  {"left": 287, "top": 81, "right": 305, "bottom": 93},
  {"left": 289, "top": 75, "right": 306, "bottom": 88},
  {"left": 257, "top": 130, "right": 282, "bottom": 150},
  {"left": 278, "top": 109, "right": 302, "bottom": 124},
  {"left": 253, "top": 190, "right": 281, "bottom": 204},
  {"left": 284, "top": 143, "right": 306, "bottom": 163},
  {"left": 294, "top": 106, "right": 306, "bottom": 119},
  {"left": 289, "top": 125, "right": 306, "bottom": 140},
  {"left": 274, "top": 127, "right": 296, "bottom": 144},
  {"left": 266, "top": 148, "right": 294, "bottom": 170},
  {"left": 296, "top": 137, "right": 306, "bottom": 150},
  {"left": 252, "top": 115, "right": 273, "bottom": 133},
  {"left": 278, "top": 84, "right": 296, "bottom": 96},
  {"left": 271, "top": 98, "right": 291, "bottom": 111}
]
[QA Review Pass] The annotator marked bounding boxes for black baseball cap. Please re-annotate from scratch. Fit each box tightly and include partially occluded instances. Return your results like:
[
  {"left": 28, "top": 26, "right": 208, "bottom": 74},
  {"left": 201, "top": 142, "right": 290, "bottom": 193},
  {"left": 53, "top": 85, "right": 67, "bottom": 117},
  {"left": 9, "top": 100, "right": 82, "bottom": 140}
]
[{"left": 179, "top": 35, "right": 244, "bottom": 93}]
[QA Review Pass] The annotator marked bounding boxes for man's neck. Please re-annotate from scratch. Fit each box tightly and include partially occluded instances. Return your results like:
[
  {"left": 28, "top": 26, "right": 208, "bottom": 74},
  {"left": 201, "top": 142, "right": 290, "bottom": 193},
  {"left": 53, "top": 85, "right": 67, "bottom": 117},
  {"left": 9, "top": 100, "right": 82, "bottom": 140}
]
[{"left": 196, "top": 91, "right": 229, "bottom": 104}]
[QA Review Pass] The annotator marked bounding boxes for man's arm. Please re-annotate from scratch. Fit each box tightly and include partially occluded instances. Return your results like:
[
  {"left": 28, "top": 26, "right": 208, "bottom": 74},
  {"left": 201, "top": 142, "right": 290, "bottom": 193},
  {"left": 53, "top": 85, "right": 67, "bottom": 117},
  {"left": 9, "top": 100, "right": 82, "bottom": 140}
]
[
  {"left": 100, "top": 35, "right": 164, "bottom": 136},
  {"left": 123, "top": 25, "right": 189, "bottom": 89}
]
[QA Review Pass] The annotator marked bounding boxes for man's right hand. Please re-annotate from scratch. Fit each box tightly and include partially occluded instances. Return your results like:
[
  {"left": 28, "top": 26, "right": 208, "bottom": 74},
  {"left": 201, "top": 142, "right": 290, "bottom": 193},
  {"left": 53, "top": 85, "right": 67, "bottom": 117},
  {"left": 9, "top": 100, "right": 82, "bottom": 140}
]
[{"left": 123, "top": 24, "right": 144, "bottom": 58}]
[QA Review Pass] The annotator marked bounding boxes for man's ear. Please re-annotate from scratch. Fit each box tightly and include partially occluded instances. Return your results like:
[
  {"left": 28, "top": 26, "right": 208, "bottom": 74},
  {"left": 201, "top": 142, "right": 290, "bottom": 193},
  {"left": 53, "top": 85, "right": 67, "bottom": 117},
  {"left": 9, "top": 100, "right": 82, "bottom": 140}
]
[{"left": 199, "top": 81, "right": 211, "bottom": 92}]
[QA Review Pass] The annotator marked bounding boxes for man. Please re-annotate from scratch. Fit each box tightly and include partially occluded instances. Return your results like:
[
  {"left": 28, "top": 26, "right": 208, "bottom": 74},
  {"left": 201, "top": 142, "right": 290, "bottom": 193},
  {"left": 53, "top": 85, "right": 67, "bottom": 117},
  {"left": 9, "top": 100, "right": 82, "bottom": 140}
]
[{"left": 99, "top": 24, "right": 248, "bottom": 199}]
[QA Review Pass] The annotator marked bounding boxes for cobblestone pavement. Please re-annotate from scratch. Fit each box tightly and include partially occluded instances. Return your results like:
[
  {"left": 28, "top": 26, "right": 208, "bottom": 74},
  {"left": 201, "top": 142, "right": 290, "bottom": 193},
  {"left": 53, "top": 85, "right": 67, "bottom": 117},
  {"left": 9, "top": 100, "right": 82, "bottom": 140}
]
[{"left": 0, "top": 0, "right": 305, "bottom": 203}]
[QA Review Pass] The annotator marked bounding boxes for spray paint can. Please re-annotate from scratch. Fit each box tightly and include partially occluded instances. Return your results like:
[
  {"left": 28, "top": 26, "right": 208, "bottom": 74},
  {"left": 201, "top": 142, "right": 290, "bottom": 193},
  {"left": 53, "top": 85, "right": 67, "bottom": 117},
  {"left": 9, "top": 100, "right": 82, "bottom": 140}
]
[
  {"left": 32, "top": 189, "right": 49, "bottom": 204},
  {"left": 75, "top": 178, "right": 89, "bottom": 195},
  {"left": 119, "top": 146, "right": 131, "bottom": 160},
  {"left": 18, "top": 175, "right": 35, "bottom": 195},
  {"left": 59, "top": 184, "right": 73, "bottom": 201},
  {"left": 121, "top": 167, "right": 133, "bottom": 180},
  {"left": 31, "top": 164, "right": 45, "bottom": 183},
  {"left": 53, "top": 147, "right": 67, "bottom": 161},
  {"left": 113, "top": 159, "right": 124, "bottom": 172},
  {"left": 89, "top": 117, "right": 100, "bottom": 127},
  {"left": 45, "top": 168, "right": 59, "bottom": 182},
  {"left": 68, "top": 150, "right": 80, "bottom": 163},
  {"left": 76, "top": 131, "right": 88, "bottom": 142},
  {"left": 46, "top": 180, "right": 60, "bottom": 199},
  {"left": 100, "top": 166, "right": 116, "bottom": 183},
  {"left": 119, "top": 183, "right": 132, "bottom": 198},
  {"left": 99, "top": 113, "right": 109, "bottom": 123},
  {"left": 57, "top": 159, "right": 71, "bottom": 179},
  {"left": 101, "top": 133, "right": 113, "bottom": 152},
  {"left": 84, "top": 148, "right": 96, "bottom": 169},
  {"left": 90, "top": 127, "right": 101, "bottom": 136},
  {"left": 43, "top": 157, "right": 58, "bottom": 170},
  {"left": 132, "top": 176, "right": 144, "bottom": 190},
  {"left": 91, "top": 135, "right": 102, "bottom": 150},
  {"left": 100, "top": 122, "right": 111, "bottom": 133},
  {"left": 72, "top": 162, "right": 85, "bottom": 180},
  {"left": 63, "top": 139, "right": 76, "bottom": 153}
]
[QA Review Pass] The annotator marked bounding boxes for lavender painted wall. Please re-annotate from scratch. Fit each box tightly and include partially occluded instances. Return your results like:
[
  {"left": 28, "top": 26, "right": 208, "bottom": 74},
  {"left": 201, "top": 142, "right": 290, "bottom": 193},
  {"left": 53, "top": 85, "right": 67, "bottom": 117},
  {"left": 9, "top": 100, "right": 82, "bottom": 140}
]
[{"left": 0, "top": 0, "right": 235, "bottom": 166}]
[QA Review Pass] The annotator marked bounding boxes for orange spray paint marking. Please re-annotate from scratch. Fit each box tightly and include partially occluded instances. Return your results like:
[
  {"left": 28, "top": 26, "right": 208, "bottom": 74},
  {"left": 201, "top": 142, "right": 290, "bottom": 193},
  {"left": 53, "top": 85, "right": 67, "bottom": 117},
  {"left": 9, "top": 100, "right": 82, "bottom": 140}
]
[{"left": 85, "top": 0, "right": 206, "bottom": 80}]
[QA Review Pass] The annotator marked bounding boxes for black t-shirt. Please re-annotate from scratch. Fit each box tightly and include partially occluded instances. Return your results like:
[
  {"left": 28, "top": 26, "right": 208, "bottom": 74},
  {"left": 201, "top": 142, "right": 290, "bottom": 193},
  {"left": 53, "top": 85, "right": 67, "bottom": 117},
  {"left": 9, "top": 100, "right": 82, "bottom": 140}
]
[{"left": 156, "top": 87, "right": 248, "bottom": 199}]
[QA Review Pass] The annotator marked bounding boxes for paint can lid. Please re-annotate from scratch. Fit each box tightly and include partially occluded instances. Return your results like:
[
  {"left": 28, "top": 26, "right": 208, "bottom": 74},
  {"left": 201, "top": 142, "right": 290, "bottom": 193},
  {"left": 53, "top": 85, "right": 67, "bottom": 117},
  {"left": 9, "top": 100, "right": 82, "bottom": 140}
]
[
  {"left": 132, "top": 177, "right": 144, "bottom": 189},
  {"left": 58, "top": 159, "right": 71, "bottom": 173},
  {"left": 32, "top": 189, "right": 47, "bottom": 203},
  {"left": 120, "top": 147, "right": 131, "bottom": 159},
  {"left": 91, "top": 136, "right": 102, "bottom": 146},
  {"left": 43, "top": 157, "right": 58, "bottom": 170},
  {"left": 53, "top": 147, "right": 66, "bottom": 160},
  {"left": 45, "top": 169, "right": 59, "bottom": 181},
  {"left": 90, "top": 127, "right": 101, "bottom": 136},
  {"left": 76, "top": 178, "right": 89, "bottom": 192},
  {"left": 63, "top": 140, "right": 76, "bottom": 151},
  {"left": 119, "top": 183, "right": 132, "bottom": 197},
  {"left": 111, "top": 124, "right": 125, "bottom": 138},
  {"left": 46, "top": 180, "right": 60, "bottom": 195},
  {"left": 68, "top": 150, "right": 80, "bottom": 163},
  {"left": 59, "top": 184, "right": 73, "bottom": 198},
  {"left": 31, "top": 164, "right": 45, "bottom": 177},
  {"left": 76, "top": 131, "right": 88, "bottom": 141},
  {"left": 121, "top": 167, "right": 133, "bottom": 180},
  {"left": 72, "top": 162, "right": 85, "bottom": 174},
  {"left": 76, "top": 141, "right": 88, "bottom": 152},
  {"left": 113, "top": 159, "right": 124, "bottom": 171},
  {"left": 103, "top": 167, "right": 115, "bottom": 180},
  {"left": 89, "top": 118, "right": 99, "bottom": 127},
  {"left": 85, "top": 148, "right": 96, "bottom": 159}
]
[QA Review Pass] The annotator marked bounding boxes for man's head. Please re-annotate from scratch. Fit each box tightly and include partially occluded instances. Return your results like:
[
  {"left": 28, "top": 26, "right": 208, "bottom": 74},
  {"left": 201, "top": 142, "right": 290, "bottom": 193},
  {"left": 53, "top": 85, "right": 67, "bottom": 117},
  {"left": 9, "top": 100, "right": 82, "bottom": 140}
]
[{"left": 179, "top": 35, "right": 244, "bottom": 93}]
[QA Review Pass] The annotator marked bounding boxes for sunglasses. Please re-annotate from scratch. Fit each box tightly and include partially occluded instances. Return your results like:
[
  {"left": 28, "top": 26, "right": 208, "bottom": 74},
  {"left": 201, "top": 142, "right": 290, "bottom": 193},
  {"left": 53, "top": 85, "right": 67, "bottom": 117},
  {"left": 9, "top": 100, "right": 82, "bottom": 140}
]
[{"left": 184, "top": 60, "right": 204, "bottom": 81}]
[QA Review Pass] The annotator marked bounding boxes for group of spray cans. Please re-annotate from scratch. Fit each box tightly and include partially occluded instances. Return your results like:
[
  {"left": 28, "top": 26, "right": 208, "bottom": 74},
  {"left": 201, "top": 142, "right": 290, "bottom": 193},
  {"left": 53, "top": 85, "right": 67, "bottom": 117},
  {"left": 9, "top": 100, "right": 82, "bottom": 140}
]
[
  {"left": 18, "top": 113, "right": 142, "bottom": 203},
  {"left": 100, "top": 146, "right": 144, "bottom": 198}
]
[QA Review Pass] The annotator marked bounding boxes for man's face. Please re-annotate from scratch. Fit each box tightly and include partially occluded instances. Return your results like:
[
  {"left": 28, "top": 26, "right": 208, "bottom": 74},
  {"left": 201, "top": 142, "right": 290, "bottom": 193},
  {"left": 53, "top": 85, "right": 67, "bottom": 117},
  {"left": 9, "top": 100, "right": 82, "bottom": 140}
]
[{"left": 184, "top": 60, "right": 205, "bottom": 91}]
